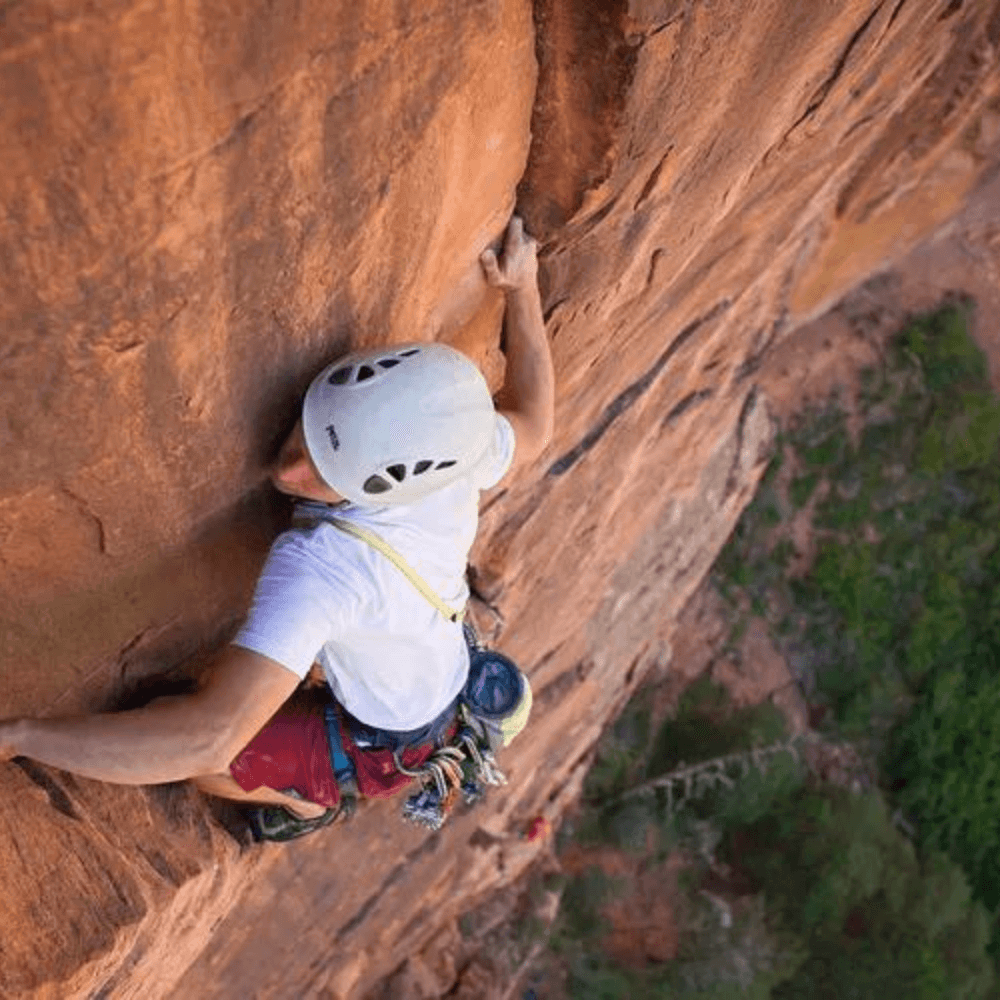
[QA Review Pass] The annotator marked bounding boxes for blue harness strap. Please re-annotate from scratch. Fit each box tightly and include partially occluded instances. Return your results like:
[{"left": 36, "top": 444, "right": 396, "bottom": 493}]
[{"left": 323, "top": 704, "right": 359, "bottom": 800}]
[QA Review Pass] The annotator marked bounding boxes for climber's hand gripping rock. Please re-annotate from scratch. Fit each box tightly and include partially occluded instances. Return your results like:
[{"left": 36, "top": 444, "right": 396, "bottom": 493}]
[
  {"left": 482, "top": 215, "right": 554, "bottom": 472},
  {"left": 0, "top": 722, "right": 17, "bottom": 762},
  {"left": 480, "top": 215, "right": 538, "bottom": 294}
]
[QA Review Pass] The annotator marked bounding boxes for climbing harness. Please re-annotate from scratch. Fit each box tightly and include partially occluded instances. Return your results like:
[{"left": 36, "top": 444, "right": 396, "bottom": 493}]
[
  {"left": 322, "top": 703, "right": 360, "bottom": 821},
  {"left": 394, "top": 650, "right": 523, "bottom": 831},
  {"left": 293, "top": 505, "right": 532, "bottom": 830}
]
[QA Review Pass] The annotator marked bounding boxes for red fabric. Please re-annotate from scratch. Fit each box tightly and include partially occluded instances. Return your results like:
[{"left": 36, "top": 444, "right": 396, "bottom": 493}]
[
  {"left": 229, "top": 700, "right": 342, "bottom": 808},
  {"left": 346, "top": 715, "right": 458, "bottom": 800},
  {"left": 229, "top": 699, "right": 457, "bottom": 807}
]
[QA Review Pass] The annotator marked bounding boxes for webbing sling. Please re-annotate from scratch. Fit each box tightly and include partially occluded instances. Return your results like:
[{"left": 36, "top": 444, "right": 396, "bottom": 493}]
[
  {"left": 326, "top": 517, "right": 466, "bottom": 625},
  {"left": 322, "top": 704, "right": 359, "bottom": 802}
]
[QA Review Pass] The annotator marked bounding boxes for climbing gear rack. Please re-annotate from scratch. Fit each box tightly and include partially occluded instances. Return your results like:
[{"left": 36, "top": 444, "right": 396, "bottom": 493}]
[{"left": 394, "top": 709, "right": 509, "bottom": 831}]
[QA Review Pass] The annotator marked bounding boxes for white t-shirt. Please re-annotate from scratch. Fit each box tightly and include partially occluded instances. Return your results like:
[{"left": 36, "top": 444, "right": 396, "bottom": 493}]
[{"left": 234, "top": 414, "right": 515, "bottom": 731}]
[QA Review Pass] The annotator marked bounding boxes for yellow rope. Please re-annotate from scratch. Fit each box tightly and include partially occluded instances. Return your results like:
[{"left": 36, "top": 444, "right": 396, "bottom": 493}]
[{"left": 327, "top": 517, "right": 466, "bottom": 624}]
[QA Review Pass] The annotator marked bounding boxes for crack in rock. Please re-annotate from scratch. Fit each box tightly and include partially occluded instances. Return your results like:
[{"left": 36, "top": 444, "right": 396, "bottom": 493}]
[
  {"left": 663, "top": 387, "right": 714, "bottom": 428},
  {"left": 335, "top": 833, "right": 441, "bottom": 943},
  {"left": 634, "top": 146, "right": 674, "bottom": 210},
  {"left": 788, "top": 1, "right": 886, "bottom": 133},
  {"left": 14, "top": 760, "right": 81, "bottom": 821},
  {"left": 59, "top": 485, "right": 107, "bottom": 555},
  {"left": 548, "top": 299, "right": 731, "bottom": 477},
  {"left": 723, "top": 387, "right": 770, "bottom": 501}
]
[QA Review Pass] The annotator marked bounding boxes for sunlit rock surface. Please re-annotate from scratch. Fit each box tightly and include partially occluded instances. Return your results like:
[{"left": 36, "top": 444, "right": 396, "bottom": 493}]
[{"left": 2, "top": 0, "right": 1000, "bottom": 996}]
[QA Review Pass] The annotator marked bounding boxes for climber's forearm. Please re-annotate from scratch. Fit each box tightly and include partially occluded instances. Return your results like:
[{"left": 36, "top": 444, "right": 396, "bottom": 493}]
[
  {"left": 497, "top": 283, "right": 555, "bottom": 465},
  {"left": 0, "top": 645, "right": 300, "bottom": 785},
  {"left": 480, "top": 215, "right": 555, "bottom": 467},
  {"left": 0, "top": 700, "right": 228, "bottom": 785}
]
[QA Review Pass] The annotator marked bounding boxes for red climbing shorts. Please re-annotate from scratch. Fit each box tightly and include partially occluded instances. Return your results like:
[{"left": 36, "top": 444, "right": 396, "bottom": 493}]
[
  {"left": 229, "top": 699, "right": 342, "bottom": 808},
  {"left": 229, "top": 697, "right": 457, "bottom": 809}
]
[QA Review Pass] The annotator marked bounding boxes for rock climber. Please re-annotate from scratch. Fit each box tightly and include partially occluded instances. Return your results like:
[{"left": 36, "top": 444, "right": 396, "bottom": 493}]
[{"left": 0, "top": 215, "right": 554, "bottom": 841}]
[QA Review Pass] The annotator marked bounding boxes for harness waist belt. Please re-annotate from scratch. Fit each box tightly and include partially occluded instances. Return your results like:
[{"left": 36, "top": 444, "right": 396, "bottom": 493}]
[{"left": 341, "top": 694, "right": 460, "bottom": 753}]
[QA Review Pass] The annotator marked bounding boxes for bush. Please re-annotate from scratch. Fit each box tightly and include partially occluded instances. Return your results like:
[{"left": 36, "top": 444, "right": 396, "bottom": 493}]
[
  {"left": 729, "top": 786, "right": 995, "bottom": 1000},
  {"left": 577, "top": 677, "right": 797, "bottom": 853},
  {"left": 890, "top": 666, "right": 1000, "bottom": 916},
  {"left": 711, "top": 302, "right": 1000, "bottom": 953},
  {"left": 556, "top": 699, "right": 996, "bottom": 998}
]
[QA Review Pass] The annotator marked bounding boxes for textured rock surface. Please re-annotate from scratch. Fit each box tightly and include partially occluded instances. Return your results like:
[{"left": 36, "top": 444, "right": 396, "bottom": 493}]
[
  {"left": 359, "top": 208, "right": 1000, "bottom": 999},
  {"left": 1, "top": 0, "right": 535, "bottom": 994},
  {"left": 0, "top": 0, "right": 534, "bottom": 720},
  {"left": 2, "top": 0, "right": 1000, "bottom": 996},
  {"left": 0, "top": 762, "right": 260, "bottom": 999}
]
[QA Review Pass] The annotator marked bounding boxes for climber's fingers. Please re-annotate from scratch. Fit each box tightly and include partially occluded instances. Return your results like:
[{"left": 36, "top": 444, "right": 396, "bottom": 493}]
[
  {"left": 505, "top": 214, "right": 525, "bottom": 256},
  {"left": 0, "top": 721, "right": 20, "bottom": 761},
  {"left": 505, "top": 215, "right": 538, "bottom": 258},
  {"left": 481, "top": 215, "right": 538, "bottom": 290},
  {"left": 480, "top": 247, "right": 503, "bottom": 287}
]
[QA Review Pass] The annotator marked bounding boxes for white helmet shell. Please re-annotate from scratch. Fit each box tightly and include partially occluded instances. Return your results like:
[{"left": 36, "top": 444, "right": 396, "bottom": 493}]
[{"left": 302, "top": 342, "right": 497, "bottom": 506}]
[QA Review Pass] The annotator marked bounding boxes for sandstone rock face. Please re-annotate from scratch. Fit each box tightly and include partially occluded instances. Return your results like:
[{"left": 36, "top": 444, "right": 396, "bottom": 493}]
[
  {"left": 0, "top": 766, "right": 259, "bottom": 999},
  {"left": 2, "top": 0, "right": 1000, "bottom": 996},
  {"left": 1, "top": 1, "right": 535, "bottom": 994},
  {"left": 1, "top": 0, "right": 534, "bottom": 719}
]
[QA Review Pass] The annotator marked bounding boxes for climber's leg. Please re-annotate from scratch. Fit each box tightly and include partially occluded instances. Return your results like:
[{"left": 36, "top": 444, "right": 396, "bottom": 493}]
[
  {"left": 192, "top": 771, "right": 328, "bottom": 820},
  {"left": 225, "top": 696, "right": 342, "bottom": 816}
]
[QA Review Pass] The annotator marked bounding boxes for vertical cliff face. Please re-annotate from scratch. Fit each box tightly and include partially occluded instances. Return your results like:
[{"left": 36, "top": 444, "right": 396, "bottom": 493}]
[
  {"left": 1, "top": 2, "right": 537, "bottom": 995},
  {"left": 0, "top": 0, "right": 535, "bottom": 719},
  {"left": 2, "top": 0, "right": 1000, "bottom": 996}
]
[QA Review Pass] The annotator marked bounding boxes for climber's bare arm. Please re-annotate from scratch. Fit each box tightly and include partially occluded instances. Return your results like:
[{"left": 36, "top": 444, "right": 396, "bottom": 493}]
[
  {"left": 0, "top": 646, "right": 299, "bottom": 784},
  {"left": 482, "top": 216, "right": 555, "bottom": 471}
]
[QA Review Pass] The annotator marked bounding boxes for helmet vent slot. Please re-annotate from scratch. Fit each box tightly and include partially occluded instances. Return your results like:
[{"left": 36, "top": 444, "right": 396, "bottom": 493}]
[
  {"left": 398, "top": 348, "right": 420, "bottom": 357},
  {"left": 413, "top": 460, "right": 433, "bottom": 475},
  {"left": 328, "top": 367, "right": 352, "bottom": 385},
  {"left": 386, "top": 464, "right": 406, "bottom": 482},
  {"left": 377, "top": 358, "right": 400, "bottom": 369},
  {"left": 363, "top": 474, "right": 392, "bottom": 494},
  {"left": 356, "top": 365, "right": 376, "bottom": 381},
  {"left": 435, "top": 460, "right": 457, "bottom": 470}
]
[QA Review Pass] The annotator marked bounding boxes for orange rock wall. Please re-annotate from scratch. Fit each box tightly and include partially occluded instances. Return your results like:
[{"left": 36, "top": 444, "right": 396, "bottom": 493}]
[
  {"left": 1, "top": 0, "right": 534, "bottom": 718},
  {"left": 2, "top": 0, "right": 1000, "bottom": 996}
]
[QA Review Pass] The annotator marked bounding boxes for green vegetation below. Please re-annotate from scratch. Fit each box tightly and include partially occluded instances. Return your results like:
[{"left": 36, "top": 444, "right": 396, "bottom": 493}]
[
  {"left": 574, "top": 675, "right": 798, "bottom": 854},
  {"left": 553, "top": 679, "right": 995, "bottom": 998},
  {"left": 737, "top": 787, "right": 993, "bottom": 1000},
  {"left": 714, "top": 302, "right": 1000, "bottom": 954},
  {"left": 549, "top": 303, "right": 1000, "bottom": 997}
]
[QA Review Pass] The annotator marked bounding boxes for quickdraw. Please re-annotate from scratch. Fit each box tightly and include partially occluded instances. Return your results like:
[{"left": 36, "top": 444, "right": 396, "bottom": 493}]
[{"left": 394, "top": 710, "right": 509, "bottom": 831}]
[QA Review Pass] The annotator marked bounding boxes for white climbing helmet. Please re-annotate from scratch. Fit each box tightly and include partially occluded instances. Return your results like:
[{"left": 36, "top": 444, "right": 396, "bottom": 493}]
[{"left": 301, "top": 342, "right": 499, "bottom": 506}]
